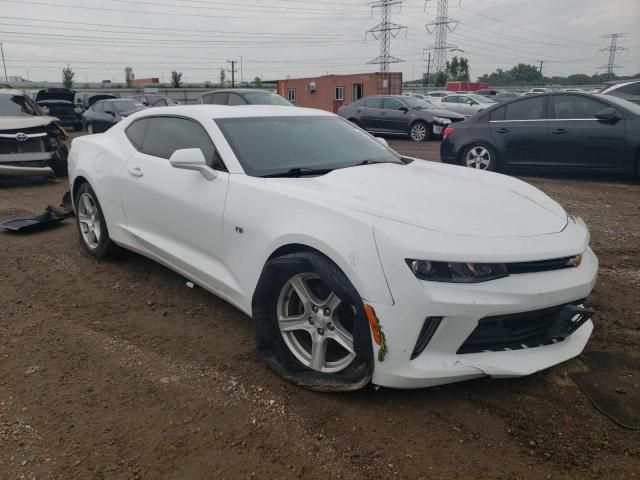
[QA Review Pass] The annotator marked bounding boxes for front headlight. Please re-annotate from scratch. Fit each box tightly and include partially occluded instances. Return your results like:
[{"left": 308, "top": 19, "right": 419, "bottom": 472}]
[
  {"left": 74, "top": 107, "right": 83, "bottom": 114},
  {"left": 406, "top": 259, "right": 508, "bottom": 283},
  {"left": 432, "top": 116, "right": 452, "bottom": 125}
]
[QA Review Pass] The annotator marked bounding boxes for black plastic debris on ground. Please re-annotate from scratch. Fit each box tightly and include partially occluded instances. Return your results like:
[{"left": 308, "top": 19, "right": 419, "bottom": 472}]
[
  {"left": 0, "top": 192, "right": 74, "bottom": 233},
  {"left": 571, "top": 350, "right": 640, "bottom": 430}
]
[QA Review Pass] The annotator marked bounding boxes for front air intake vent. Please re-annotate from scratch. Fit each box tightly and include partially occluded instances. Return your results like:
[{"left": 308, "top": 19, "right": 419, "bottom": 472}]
[{"left": 411, "top": 317, "right": 442, "bottom": 360}]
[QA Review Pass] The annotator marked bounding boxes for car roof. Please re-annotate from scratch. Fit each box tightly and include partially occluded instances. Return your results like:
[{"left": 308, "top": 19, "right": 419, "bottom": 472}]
[{"left": 130, "top": 104, "right": 332, "bottom": 120}]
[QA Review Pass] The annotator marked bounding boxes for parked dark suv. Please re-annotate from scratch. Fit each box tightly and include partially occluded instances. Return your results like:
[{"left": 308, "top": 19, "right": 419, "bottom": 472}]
[
  {"left": 338, "top": 95, "right": 464, "bottom": 141},
  {"left": 440, "top": 92, "right": 640, "bottom": 175},
  {"left": 35, "top": 88, "right": 83, "bottom": 131}
]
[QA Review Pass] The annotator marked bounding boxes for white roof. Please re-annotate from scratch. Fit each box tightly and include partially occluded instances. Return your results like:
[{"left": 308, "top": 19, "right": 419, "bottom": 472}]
[{"left": 132, "top": 104, "right": 333, "bottom": 120}]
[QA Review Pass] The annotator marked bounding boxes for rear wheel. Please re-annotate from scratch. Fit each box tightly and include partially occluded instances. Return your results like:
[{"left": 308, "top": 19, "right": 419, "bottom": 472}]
[
  {"left": 252, "top": 251, "right": 373, "bottom": 391},
  {"left": 462, "top": 144, "right": 497, "bottom": 171},
  {"left": 409, "top": 121, "right": 429, "bottom": 142}
]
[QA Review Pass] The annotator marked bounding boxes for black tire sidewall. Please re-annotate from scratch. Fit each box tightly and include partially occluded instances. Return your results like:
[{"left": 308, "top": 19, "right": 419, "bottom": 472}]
[
  {"left": 461, "top": 143, "right": 498, "bottom": 171},
  {"left": 74, "top": 182, "right": 114, "bottom": 258},
  {"left": 252, "top": 252, "right": 374, "bottom": 391}
]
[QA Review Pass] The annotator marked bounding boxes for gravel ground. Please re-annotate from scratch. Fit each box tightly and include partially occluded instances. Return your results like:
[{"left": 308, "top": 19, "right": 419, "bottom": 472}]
[{"left": 0, "top": 138, "right": 638, "bottom": 479}]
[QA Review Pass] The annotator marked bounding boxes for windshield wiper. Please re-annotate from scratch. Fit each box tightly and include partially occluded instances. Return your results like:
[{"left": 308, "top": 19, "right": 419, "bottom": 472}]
[{"left": 262, "top": 167, "right": 334, "bottom": 178}]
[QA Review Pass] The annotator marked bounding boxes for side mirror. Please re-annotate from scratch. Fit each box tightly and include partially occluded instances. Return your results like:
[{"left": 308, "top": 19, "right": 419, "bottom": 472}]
[
  {"left": 169, "top": 148, "right": 217, "bottom": 180},
  {"left": 466, "top": 100, "right": 474, "bottom": 105},
  {"left": 104, "top": 110, "right": 115, "bottom": 116},
  {"left": 374, "top": 137, "right": 389, "bottom": 147},
  {"left": 595, "top": 107, "right": 620, "bottom": 123},
  {"left": 399, "top": 106, "right": 409, "bottom": 113}
]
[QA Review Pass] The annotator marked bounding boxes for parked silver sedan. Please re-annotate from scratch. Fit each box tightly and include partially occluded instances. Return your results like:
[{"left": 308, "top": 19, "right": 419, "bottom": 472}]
[{"left": 433, "top": 94, "right": 496, "bottom": 117}]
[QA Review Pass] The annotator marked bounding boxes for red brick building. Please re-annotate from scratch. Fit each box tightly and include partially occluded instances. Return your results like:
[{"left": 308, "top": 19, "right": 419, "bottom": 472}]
[
  {"left": 277, "top": 72, "right": 403, "bottom": 113},
  {"left": 132, "top": 77, "right": 160, "bottom": 86}
]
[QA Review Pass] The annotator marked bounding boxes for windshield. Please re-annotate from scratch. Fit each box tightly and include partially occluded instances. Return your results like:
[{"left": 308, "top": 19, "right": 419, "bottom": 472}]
[
  {"left": 401, "top": 96, "right": 438, "bottom": 110},
  {"left": 216, "top": 116, "right": 402, "bottom": 177},
  {"left": 112, "top": 100, "right": 145, "bottom": 113},
  {"left": 242, "top": 92, "right": 292, "bottom": 106},
  {"left": 0, "top": 94, "right": 41, "bottom": 116}
]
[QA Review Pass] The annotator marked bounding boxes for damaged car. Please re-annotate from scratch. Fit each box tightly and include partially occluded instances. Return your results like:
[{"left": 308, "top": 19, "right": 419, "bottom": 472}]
[
  {"left": 68, "top": 105, "right": 598, "bottom": 391},
  {"left": 35, "top": 88, "right": 83, "bottom": 131},
  {"left": 0, "top": 85, "right": 69, "bottom": 177}
]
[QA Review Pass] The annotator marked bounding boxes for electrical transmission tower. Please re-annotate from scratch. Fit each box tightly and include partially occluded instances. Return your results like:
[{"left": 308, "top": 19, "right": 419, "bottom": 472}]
[
  {"left": 425, "top": 0, "right": 459, "bottom": 74},
  {"left": 365, "top": 0, "right": 407, "bottom": 73},
  {"left": 599, "top": 33, "right": 627, "bottom": 80}
]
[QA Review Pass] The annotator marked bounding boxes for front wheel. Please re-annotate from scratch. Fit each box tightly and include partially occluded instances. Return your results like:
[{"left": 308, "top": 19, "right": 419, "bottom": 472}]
[
  {"left": 462, "top": 144, "right": 498, "bottom": 171},
  {"left": 252, "top": 251, "right": 374, "bottom": 391},
  {"left": 409, "top": 121, "right": 429, "bottom": 142},
  {"left": 74, "top": 182, "right": 116, "bottom": 258}
]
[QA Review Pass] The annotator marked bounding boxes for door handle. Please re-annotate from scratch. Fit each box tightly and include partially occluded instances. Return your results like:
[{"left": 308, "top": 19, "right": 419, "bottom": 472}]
[
  {"left": 552, "top": 129, "right": 568, "bottom": 135},
  {"left": 496, "top": 127, "right": 510, "bottom": 133},
  {"left": 128, "top": 167, "right": 143, "bottom": 177}
]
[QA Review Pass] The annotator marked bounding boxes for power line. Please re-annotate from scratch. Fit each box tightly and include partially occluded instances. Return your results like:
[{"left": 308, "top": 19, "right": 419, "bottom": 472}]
[
  {"left": 599, "top": 33, "right": 627, "bottom": 80},
  {"left": 365, "top": 0, "right": 407, "bottom": 73}
]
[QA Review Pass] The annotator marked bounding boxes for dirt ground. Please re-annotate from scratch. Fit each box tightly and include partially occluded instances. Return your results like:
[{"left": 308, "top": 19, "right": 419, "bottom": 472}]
[{"left": 0, "top": 138, "right": 639, "bottom": 480}]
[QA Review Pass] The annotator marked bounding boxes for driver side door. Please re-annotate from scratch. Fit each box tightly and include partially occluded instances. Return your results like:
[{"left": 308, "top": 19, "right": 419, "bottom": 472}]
[{"left": 119, "top": 116, "right": 232, "bottom": 295}]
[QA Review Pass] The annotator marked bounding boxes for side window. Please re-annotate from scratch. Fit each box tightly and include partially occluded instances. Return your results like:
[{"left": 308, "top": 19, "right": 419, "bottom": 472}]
[
  {"left": 93, "top": 102, "right": 103, "bottom": 113},
  {"left": 383, "top": 97, "right": 405, "bottom": 110},
  {"left": 228, "top": 93, "right": 247, "bottom": 106},
  {"left": 141, "top": 117, "right": 226, "bottom": 171},
  {"left": 553, "top": 95, "right": 607, "bottom": 119},
  {"left": 201, "top": 94, "right": 213, "bottom": 104},
  {"left": 490, "top": 107, "right": 505, "bottom": 121},
  {"left": 335, "top": 86, "right": 344, "bottom": 101},
  {"left": 103, "top": 102, "right": 114, "bottom": 114},
  {"left": 441, "top": 96, "right": 454, "bottom": 103},
  {"left": 287, "top": 88, "right": 296, "bottom": 104},
  {"left": 505, "top": 97, "right": 545, "bottom": 120},
  {"left": 364, "top": 97, "right": 382, "bottom": 108},
  {"left": 211, "top": 93, "right": 228, "bottom": 105},
  {"left": 125, "top": 118, "right": 150, "bottom": 150}
]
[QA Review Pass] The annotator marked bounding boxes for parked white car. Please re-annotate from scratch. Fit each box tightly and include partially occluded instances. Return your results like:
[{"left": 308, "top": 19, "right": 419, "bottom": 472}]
[
  {"left": 434, "top": 94, "right": 497, "bottom": 117},
  {"left": 68, "top": 105, "right": 597, "bottom": 390}
]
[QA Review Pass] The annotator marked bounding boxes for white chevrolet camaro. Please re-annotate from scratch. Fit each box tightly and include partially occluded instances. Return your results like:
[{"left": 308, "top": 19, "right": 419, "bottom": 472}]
[{"left": 68, "top": 105, "right": 598, "bottom": 391}]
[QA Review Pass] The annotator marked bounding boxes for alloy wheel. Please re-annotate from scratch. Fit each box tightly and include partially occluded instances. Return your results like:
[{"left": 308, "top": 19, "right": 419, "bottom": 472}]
[
  {"left": 410, "top": 123, "right": 427, "bottom": 141},
  {"left": 277, "top": 273, "right": 356, "bottom": 373},
  {"left": 77, "top": 192, "right": 101, "bottom": 250},
  {"left": 465, "top": 146, "right": 491, "bottom": 169}
]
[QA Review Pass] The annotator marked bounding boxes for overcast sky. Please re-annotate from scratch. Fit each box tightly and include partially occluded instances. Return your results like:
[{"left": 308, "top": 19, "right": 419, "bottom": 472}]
[{"left": 0, "top": 0, "right": 638, "bottom": 84}]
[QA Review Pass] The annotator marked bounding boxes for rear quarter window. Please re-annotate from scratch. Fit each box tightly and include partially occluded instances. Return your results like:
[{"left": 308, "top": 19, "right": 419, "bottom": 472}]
[{"left": 125, "top": 118, "right": 150, "bottom": 150}]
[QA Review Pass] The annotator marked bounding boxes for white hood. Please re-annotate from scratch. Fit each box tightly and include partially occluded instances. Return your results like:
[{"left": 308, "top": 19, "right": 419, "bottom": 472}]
[
  {"left": 269, "top": 161, "right": 568, "bottom": 238},
  {"left": 0, "top": 116, "right": 59, "bottom": 131}
]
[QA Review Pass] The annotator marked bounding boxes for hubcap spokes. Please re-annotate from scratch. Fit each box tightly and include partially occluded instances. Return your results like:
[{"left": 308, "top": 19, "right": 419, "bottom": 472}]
[
  {"left": 466, "top": 146, "right": 490, "bottom": 169},
  {"left": 277, "top": 273, "right": 356, "bottom": 373},
  {"left": 78, "top": 193, "right": 101, "bottom": 249},
  {"left": 412, "top": 124, "right": 426, "bottom": 141}
]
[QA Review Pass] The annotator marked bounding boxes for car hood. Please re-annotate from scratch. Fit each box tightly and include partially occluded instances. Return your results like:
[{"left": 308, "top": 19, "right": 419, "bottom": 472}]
[
  {"left": 0, "top": 116, "right": 59, "bottom": 130},
  {"left": 421, "top": 108, "right": 465, "bottom": 119},
  {"left": 269, "top": 161, "right": 568, "bottom": 237}
]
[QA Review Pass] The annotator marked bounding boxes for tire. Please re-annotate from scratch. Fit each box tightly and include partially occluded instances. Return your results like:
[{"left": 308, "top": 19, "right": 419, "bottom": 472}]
[
  {"left": 409, "top": 121, "right": 429, "bottom": 142},
  {"left": 74, "top": 182, "right": 116, "bottom": 258},
  {"left": 461, "top": 143, "right": 498, "bottom": 171},
  {"left": 252, "top": 251, "right": 374, "bottom": 392}
]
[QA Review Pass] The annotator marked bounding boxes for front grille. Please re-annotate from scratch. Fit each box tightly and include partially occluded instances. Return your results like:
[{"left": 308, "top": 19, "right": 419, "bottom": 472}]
[
  {"left": 0, "top": 126, "right": 49, "bottom": 135},
  {"left": 457, "top": 302, "right": 593, "bottom": 354},
  {"left": 0, "top": 137, "right": 45, "bottom": 155},
  {"left": 506, "top": 256, "right": 577, "bottom": 274}
]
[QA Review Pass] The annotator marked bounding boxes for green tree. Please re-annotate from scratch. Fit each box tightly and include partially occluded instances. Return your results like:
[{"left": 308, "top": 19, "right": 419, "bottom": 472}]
[
  {"left": 170, "top": 70, "right": 183, "bottom": 88},
  {"left": 445, "top": 56, "right": 470, "bottom": 82},
  {"left": 62, "top": 65, "right": 74, "bottom": 89},
  {"left": 434, "top": 71, "right": 448, "bottom": 87},
  {"left": 254, "top": 76, "right": 262, "bottom": 88},
  {"left": 124, "top": 66, "right": 135, "bottom": 87},
  {"left": 219, "top": 68, "right": 226, "bottom": 87}
]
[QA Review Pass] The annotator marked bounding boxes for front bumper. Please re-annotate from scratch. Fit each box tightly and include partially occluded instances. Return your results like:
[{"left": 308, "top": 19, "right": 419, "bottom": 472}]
[
  {"left": 369, "top": 221, "right": 598, "bottom": 389},
  {"left": 0, "top": 152, "right": 56, "bottom": 176}
]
